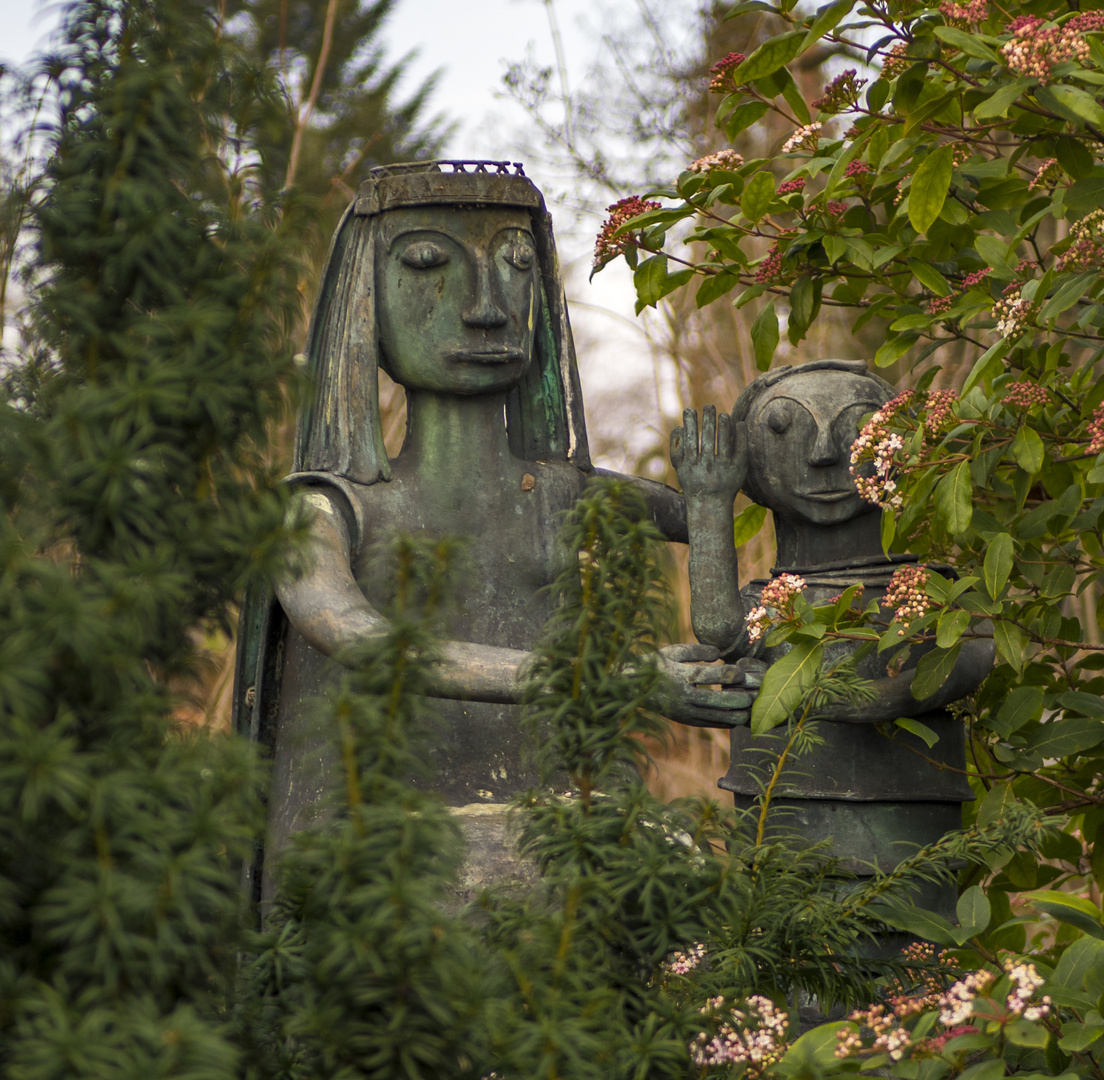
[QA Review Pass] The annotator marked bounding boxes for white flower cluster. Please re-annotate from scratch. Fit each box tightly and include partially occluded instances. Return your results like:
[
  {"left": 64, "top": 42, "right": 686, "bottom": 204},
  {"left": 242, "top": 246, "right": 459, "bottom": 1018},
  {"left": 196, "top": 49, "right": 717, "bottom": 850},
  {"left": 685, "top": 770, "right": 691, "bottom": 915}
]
[
  {"left": 692, "top": 995, "right": 790, "bottom": 1076},
  {"left": 993, "top": 289, "right": 1036, "bottom": 339},
  {"left": 782, "top": 122, "right": 822, "bottom": 154},
  {"left": 850, "top": 427, "right": 905, "bottom": 509},
  {"left": 1005, "top": 959, "right": 1051, "bottom": 1021},
  {"left": 938, "top": 969, "right": 995, "bottom": 1027},
  {"left": 663, "top": 942, "right": 707, "bottom": 975},
  {"left": 745, "top": 574, "right": 807, "bottom": 643},
  {"left": 688, "top": 150, "right": 745, "bottom": 173}
]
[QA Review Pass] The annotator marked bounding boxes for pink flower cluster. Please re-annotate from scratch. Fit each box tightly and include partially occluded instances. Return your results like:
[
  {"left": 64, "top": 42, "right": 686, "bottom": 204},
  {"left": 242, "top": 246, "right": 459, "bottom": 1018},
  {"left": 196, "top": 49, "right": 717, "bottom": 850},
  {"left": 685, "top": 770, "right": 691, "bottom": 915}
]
[
  {"left": 883, "top": 564, "right": 934, "bottom": 629},
  {"left": 1003, "top": 380, "right": 1049, "bottom": 409},
  {"left": 745, "top": 574, "right": 807, "bottom": 643},
  {"left": 709, "top": 52, "right": 746, "bottom": 93},
  {"left": 778, "top": 177, "right": 807, "bottom": 195},
  {"left": 1088, "top": 405, "right": 1104, "bottom": 456},
  {"left": 592, "top": 196, "right": 661, "bottom": 272},
  {"left": 782, "top": 122, "right": 822, "bottom": 154},
  {"left": 940, "top": 0, "right": 987, "bottom": 24},
  {"left": 826, "top": 200, "right": 849, "bottom": 217},
  {"left": 688, "top": 150, "right": 745, "bottom": 174},
  {"left": 881, "top": 41, "right": 913, "bottom": 79},
  {"left": 756, "top": 245, "right": 785, "bottom": 284},
  {"left": 663, "top": 942, "right": 706, "bottom": 975},
  {"left": 845, "top": 160, "right": 872, "bottom": 179},
  {"left": 1028, "top": 157, "right": 1066, "bottom": 193},
  {"left": 1001, "top": 13, "right": 1104, "bottom": 82},
  {"left": 812, "top": 69, "right": 867, "bottom": 113},
  {"left": 1056, "top": 208, "right": 1104, "bottom": 272},
  {"left": 927, "top": 294, "right": 955, "bottom": 316},
  {"left": 962, "top": 268, "right": 992, "bottom": 290},
  {"left": 924, "top": 389, "right": 958, "bottom": 436},
  {"left": 691, "top": 996, "right": 790, "bottom": 1075}
]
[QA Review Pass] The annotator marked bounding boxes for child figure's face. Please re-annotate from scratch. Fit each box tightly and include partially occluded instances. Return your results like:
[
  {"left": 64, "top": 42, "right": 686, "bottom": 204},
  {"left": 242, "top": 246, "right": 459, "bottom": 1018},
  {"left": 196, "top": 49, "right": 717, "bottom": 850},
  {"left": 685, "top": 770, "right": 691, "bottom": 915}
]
[{"left": 746, "top": 371, "right": 887, "bottom": 526}]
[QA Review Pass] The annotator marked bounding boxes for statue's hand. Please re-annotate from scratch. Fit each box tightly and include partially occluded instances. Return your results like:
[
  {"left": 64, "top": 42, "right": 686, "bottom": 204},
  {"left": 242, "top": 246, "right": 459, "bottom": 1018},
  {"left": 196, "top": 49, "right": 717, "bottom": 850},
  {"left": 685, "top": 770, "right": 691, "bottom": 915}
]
[
  {"left": 652, "top": 643, "right": 755, "bottom": 729},
  {"left": 670, "top": 406, "right": 747, "bottom": 500}
]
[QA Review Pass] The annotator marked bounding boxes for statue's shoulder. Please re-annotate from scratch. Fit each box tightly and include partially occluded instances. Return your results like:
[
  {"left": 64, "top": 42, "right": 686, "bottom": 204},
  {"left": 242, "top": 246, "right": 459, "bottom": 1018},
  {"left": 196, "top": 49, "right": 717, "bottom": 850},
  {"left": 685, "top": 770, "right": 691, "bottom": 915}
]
[{"left": 285, "top": 470, "right": 381, "bottom": 551}]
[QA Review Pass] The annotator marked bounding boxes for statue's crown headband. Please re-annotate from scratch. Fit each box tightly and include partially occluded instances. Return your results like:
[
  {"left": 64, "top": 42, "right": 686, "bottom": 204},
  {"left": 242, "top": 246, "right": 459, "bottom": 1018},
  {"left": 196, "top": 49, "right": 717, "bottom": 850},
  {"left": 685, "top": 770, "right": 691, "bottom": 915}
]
[{"left": 354, "top": 160, "right": 543, "bottom": 216}]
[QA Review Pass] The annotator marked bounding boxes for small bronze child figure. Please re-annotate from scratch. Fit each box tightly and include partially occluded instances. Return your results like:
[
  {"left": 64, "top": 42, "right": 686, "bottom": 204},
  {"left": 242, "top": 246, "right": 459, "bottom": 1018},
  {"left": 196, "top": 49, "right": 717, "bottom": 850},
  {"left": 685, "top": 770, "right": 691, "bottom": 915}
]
[{"left": 672, "top": 360, "right": 992, "bottom": 911}]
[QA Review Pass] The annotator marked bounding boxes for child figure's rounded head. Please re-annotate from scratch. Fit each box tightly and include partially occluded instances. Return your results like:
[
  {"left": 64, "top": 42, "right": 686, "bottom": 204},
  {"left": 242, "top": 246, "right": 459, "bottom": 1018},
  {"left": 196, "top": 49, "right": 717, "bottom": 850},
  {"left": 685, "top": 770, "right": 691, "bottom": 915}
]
[{"left": 732, "top": 360, "right": 894, "bottom": 527}]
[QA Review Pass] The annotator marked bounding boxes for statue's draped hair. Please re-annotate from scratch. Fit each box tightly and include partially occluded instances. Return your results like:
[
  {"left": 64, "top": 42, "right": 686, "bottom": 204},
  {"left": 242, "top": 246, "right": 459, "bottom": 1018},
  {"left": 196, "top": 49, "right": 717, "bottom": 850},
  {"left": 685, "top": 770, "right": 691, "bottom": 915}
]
[{"left": 294, "top": 161, "right": 591, "bottom": 484}]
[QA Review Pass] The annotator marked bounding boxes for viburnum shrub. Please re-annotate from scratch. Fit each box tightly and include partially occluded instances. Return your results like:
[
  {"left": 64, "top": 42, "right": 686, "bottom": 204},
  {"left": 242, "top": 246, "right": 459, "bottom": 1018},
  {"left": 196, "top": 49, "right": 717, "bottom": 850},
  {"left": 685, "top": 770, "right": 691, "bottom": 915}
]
[{"left": 594, "top": 0, "right": 1104, "bottom": 956}]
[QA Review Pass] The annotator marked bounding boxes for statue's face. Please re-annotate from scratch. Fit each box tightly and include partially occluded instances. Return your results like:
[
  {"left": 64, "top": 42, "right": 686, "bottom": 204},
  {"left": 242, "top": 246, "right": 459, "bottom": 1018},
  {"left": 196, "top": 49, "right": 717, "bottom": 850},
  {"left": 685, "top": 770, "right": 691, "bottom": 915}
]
[
  {"left": 375, "top": 206, "right": 539, "bottom": 394},
  {"left": 746, "top": 371, "right": 887, "bottom": 526}
]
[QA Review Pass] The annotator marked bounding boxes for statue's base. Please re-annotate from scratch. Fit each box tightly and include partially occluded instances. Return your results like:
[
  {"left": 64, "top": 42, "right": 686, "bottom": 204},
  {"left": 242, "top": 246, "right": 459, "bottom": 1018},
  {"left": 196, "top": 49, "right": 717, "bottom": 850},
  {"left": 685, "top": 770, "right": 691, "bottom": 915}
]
[{"left": 446, "top": 803, "right": 538, "bottom": 911}]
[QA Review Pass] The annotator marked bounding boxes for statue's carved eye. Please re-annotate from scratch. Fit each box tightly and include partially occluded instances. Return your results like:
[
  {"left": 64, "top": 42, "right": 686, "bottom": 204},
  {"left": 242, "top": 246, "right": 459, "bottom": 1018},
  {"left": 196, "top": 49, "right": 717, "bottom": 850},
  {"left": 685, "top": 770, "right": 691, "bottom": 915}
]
[
  {"left": 766, "top": 402, "right": 793, "bottom": 434},
  {"left": 503, "top": 241, "right": 536, "bottom": 271},
  {"left": 400, "top": 241, "right": 449, "bottom": 269}
]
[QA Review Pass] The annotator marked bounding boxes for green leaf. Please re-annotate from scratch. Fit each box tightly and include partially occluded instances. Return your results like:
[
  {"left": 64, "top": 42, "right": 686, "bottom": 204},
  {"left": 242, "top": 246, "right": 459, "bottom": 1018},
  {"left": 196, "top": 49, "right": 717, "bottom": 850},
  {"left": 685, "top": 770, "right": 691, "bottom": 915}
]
[
  {"left": 1029, "top": 890, "right": 1104, "bottom": 940},
  {"left": 957, "top": 885, "right": 992, "bottom": 939},
  {"left": 751, "top": 300, "right": 780, "bottom": 371},
  {"left": 934, "top": 460, "right": 973, "bottom": 535},
  {"left": 933, "top": 25, "right": 1000, "bottom": 61},
  {"left": 936, "top": 608, "right": 971, "bottom": 648},
  {"left": 1006, "top": 1020, "right": 1050, "bottom": 1048},
  {"left": 779, "top": 1022, "right": 852, "bottom": 1073},
  {"left": 903, "top": 91, "right": 956, "bottom": 137},
  {"left": 634, "top": 255, "right": 669, "bottom": 309},
  {"left": 983, "top": 533, "right": 1014, "bottom": 599},
  {"left": 874, "top": 334, "right": 918, "bottom": 368},
  {"left": 868, "top": 902, "right": 959, "bottom": 946},
  {"left": 725, "top": 101, "right": 771, "bottom": 140},
  {"left": 978, "top": 782, "right": 1019, "bottom": 828},
  {"left": 696, "top": 270, "right": 740, "bottom": 308},
  {"left": 993, "top": 620, "right": 1029, "bottom": 672},
  {"left": 973, "top": 77, "right": 1035, "bottom": 120},
  {"left": 908, "top": 258, "right": 952, "bottom": 296},
  {"left": 1060, "top": 1022, "right": 1104, "bottom": 1052},
  {"left": 1012, "top": 426, "right": 1045, "bottom": 474},
  {"left": 908, "top": 143, "right": 955, "bottom": 235},
  {"left": 733, "top": 502, "right": 769, "bottom": 546},
  {"left": 1025, "top": 716, "right": 1104, "bottom": 758},
  {"left": 991, "top": 686, "right": 1042, "bottom": 736},
  {"left": 802, "top": 0, "right": 855, "bottom": 49},
  {"left": 731, "top": 32, "right": 806, "bottom": 85},
  {"left": 1066, "top": 176, "right": 1104, "bottom": 216},
  {"left": 912, "top": 643, "right": 961, "bottom": 701},
  {"left": 975, "top": 233, "right": 1014, "bottom": 271},
  {"left": 1058, "top": 690, "right": 1104, "bottom": 717},
  {"left": 751, "top": 641, "right": 824, "bottom": 734},
  {"left": 778, "top": 68, "right": 811, "bottom": 125},
  {"left": 1035, "top": 84, "right": 1104, "bottom": 129},
  {"left": 1038, "top": 271, "right": 1095, "bottom": 324},
  {"left": 895, "top": 716, "right": 939, "bottom": 748},
  {"left": 742, "top": 170, "right": 776, "bottom": 223}
]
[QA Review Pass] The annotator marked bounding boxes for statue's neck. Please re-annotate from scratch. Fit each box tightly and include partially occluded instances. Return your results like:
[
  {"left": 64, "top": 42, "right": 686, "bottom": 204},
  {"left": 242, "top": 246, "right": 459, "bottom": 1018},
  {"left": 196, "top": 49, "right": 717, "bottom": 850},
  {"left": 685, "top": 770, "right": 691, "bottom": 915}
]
[
  {"left": 399, "top": 389, "right": 514, "bottom": 484},
  {"left": 772, "top": 510, "right": 886, "bottom": 571}
]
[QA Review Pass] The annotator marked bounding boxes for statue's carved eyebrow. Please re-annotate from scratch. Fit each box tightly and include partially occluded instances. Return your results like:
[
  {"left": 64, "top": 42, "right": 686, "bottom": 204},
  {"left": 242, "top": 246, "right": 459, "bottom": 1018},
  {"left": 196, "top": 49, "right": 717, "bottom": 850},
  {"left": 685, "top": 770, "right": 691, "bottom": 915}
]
[{"left": 386, "top": 225, "right": 535, "bottom": 253}]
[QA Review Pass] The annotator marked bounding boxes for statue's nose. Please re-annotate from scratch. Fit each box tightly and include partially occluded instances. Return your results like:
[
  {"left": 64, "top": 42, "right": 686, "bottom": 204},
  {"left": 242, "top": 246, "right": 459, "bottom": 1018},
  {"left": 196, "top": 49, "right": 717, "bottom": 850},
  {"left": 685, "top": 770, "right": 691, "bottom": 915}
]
[
  {"left": 463, "top": 257, "right": 508, "bottom": 328},
  {"left": 808, "top": 423, "right": 839, "bottom": 466}
]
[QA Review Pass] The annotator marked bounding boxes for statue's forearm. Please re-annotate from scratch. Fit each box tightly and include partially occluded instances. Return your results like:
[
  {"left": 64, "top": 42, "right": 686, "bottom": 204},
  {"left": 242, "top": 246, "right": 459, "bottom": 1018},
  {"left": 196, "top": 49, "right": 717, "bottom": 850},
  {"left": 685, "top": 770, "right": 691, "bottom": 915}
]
[
  {"left": 277, "top": 500, "right": 528, "bottom": 704},
  {"left": 685, "top": 494, "right": 745, "bottom": 652}
]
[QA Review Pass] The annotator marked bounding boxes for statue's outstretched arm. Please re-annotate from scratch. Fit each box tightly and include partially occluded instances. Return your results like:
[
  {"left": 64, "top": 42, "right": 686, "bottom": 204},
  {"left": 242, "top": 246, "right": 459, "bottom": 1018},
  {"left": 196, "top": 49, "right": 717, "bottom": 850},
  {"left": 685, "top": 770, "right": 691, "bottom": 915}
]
[
  {"left": 817, "top": 632, "right": 995, "bottom": 724},
  {"left": 276, "top": 489, "right": 753, "bottom": 723},
  {"left": 670, "top": 406, "right": 749, "bottom": 655}
]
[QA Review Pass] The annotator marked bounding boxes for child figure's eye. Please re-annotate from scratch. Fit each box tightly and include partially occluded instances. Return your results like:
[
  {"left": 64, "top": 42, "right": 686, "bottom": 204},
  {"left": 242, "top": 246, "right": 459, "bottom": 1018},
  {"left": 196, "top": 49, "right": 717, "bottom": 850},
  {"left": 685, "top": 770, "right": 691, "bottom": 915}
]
[{"left": 400, "top": 241, "right": 450, "bottom": 269}]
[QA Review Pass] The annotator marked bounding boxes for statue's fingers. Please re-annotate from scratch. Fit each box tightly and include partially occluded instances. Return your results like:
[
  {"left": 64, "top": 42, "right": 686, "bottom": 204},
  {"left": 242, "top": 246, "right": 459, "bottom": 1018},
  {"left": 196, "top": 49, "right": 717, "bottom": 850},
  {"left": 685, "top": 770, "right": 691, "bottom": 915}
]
[
  {"left": 660, "top": 642, "right": 720, "bottom": 664},
  {"left": 672, "top": 705, "right": 751, "bottom": 729},
  {"left": 669, "top": 426, "right": 685, "bottom": 466},
  {"left": 701, "top": 404, "right": 717, "bottom": 457},
  {"left": 681, "top": 686, "right": 755, "bottom": 709},
  {"left": 682, "top": 408, "right": 700, "bottom": 456},
  {"left": 716, "top": 410, "right": 734, "bottom": 461}
]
